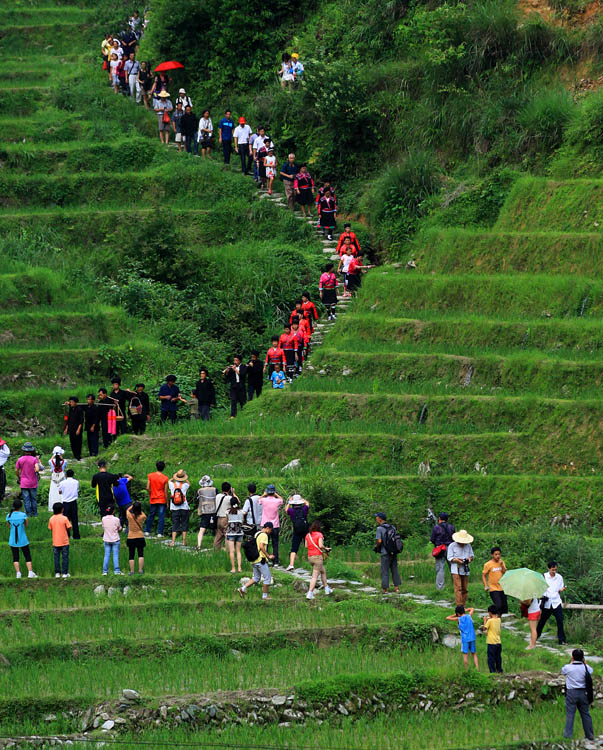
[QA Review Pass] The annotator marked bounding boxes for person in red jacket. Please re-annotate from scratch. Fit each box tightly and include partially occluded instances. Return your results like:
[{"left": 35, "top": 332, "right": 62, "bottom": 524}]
[
  {"left": 264, "top": 336, "right": 286, "bottom": 380},
  {"left": 336, "top": 223, "right": 361, "bottom": 256},
  {"left": 290, "top": 299, "right": 304, "bottom": 324},
  {"left": 290, "top": 318, "right": 307, "bottom": 374},
  {"left": 347, "top": 253, "right": 375, "bottom": 295},
  {"left": 301, "top": 291, "right": 319, "bottom": 334},
  {"left": 319, "top": 262, "right": 339, "bottom": 321},
  {"left": 279, "top": 324, "right": 299, "bottom": 380}
]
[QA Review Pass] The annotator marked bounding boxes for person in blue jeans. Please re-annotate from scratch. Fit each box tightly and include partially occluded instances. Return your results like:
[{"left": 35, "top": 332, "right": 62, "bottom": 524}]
[
  {"left": 101, "top": 505, "right": 123, "bottom": 575},
  {"left": 446, "top": 605, "right": 479, "bottom": 670},
  {"left": 218, "top": 109, "right": 234, "bottom": 164},
  {"left": 6, "top": 499, "right": 38, "bottom": 578}
]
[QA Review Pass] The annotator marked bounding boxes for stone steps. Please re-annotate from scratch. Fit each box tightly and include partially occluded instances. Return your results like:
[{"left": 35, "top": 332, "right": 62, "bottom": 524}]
[{"left": 263, "top": 191, "right": 352, "bottom": 348}]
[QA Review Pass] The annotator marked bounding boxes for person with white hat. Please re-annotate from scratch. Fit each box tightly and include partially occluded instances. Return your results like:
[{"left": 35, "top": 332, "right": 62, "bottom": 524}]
[
  {"left": 168, "top": 469, "right": 190, "bottom": 547},
  {"left": 48, "top": 446, "right": 67, "bottom": 512},
  {"left": 447, "top": 529, "right": 474, "bottom": 606},
  {"left": 196, "top": 474, "right": 216, "bottom": 550},
  {"left": 154, "top": 90, "right": 173, "bottom": 145},
  {"left": 0, "top": 437, "right": 9, "bottom": 503},
  {"left": 285, "top": 493, "right": 309, "bottom": 570},
  {"left": 175, "top": 87, "right": 192, "bottom": 109}
]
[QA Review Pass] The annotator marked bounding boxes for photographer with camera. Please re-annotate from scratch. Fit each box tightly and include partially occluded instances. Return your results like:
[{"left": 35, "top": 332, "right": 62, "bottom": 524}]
[{"left": 447, "top": 529, "right": 474, "bottom": 606}]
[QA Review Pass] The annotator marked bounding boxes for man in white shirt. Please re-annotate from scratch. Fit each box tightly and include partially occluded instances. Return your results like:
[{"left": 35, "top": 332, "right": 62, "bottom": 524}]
[
  {"left": 0, "top": 438, "right": 9, "bottom": 503},
  {"left": 536, "top": 560, "right": 567, "bottom": 644},
  {"left": 242, "top": 482, "right": 262, "bottom": 529},
  {"left": 233, "top": 116, "right": 253, "bottom": 175},
  {"left": 124, "top": 53, "right": 141, "bottom": 101},
  {"left": 58, "top": 469, "right": 80, "bottom": 539},
  {"left": 447, "top": 529, "right": 474, "bottom": 607},
  {"left": 561, "top": 648, "right": 595, "bottom": 740}
]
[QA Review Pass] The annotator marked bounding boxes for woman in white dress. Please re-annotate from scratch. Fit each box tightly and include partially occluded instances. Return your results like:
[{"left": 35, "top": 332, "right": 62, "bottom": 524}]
[{"left": 48, "top": 446, "right": 67, "bottom": 512}]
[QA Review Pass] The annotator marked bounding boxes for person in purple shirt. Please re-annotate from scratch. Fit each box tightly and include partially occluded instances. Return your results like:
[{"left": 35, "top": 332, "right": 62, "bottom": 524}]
[
  {"left": 259, "top": 484, "right": 284, "bottom": 566},
  {"left": 285, "top": 494, "right": 309, "bottom": 570}
]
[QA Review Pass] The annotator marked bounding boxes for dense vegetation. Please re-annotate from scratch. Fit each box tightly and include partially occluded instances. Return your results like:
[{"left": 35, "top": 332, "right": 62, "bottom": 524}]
[{"left": 144, "top": 0, "right": 603, "bottom": 253}]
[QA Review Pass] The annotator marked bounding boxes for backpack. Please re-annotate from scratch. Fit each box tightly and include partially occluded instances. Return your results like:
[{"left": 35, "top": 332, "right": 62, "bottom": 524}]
[
  {"left": 292, "top": 506, "right": 309, "bottom": 536},
  {"left": 172, "top": 482, "right": 185, "bottom": 506},
  {"left": 382, "top": 523, "right": 403, "bottom": 555},
  {"left": 242, "top": 531, "right": 262, "bottom": 562}
]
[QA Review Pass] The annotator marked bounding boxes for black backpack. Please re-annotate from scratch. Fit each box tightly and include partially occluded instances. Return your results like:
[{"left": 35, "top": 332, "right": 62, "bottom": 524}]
[
  {"left": 292, "top": 505, "right": 309, "bottom": 536},
  {"left": 243, "top": 531, "right": 261, "bottom": 562},
  {"left": 382, "top": 523, "right": 403, "bottom": 554}
]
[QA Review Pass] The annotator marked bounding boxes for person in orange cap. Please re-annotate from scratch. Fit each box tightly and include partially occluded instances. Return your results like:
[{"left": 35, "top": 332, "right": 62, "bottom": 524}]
[{"left": 234, "top": 116, "right": 252, "bottom": 174}]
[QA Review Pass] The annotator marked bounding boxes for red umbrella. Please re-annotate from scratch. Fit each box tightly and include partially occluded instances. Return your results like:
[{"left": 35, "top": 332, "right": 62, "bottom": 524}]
[{"left": 154, "top": 61, "right": 184, "bottom": 72}]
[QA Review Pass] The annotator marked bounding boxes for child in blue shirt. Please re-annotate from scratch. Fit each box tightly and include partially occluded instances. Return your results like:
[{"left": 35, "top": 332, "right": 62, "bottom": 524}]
[
  {"left": 446, "top": 605, "right": 479, "bottom": 670},
  {"left": 270, "top": 363, "right": 286, "bottom": 389}
]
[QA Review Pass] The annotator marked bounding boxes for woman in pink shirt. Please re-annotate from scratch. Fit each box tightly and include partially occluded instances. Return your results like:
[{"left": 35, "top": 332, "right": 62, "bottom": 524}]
[
  {"left": 101, "top": 504, "right": 123, "bottom": 575},
  {"left": 259, "top": 484, "right": 283, "bottom": 566},
  {"left": 15, "top": 442, "right": 42, "bottom": 517}
]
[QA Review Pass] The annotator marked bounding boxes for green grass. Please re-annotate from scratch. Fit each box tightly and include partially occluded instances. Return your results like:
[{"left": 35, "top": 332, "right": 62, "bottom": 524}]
[
  {"left": 306, "top": 348, "right": 603, "bottom": 397},
  {"left": 496, "top": 177, "right": 603, "bottom": 232},
  {"left": 327, "top": 313, "right": 603, "bottom": 355},
  {"left": 0, "top": 307, "right": 125, "bottom": 347},
  {"left": 39, "top": 706, "right": 603, "bottom": 750},
  {"left": 355, "top": 271, "right": 603, "bottom": 318},
  {"left": 412, "top": 227, "right": 603, "bottom": 275}
]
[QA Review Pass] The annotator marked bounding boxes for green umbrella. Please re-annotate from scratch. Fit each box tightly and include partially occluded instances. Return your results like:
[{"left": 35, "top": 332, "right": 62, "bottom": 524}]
[{"left": 500, "top": 568, "right": 547, "bottom": 600}]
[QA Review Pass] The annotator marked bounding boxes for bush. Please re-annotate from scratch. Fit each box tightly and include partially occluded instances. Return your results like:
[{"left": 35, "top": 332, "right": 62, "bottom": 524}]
[
  {"left": 363, "top": 150, "right": 441, "bottom": 253},
  {"left": 518, "top": 88, "right": 575, "bottom": 153}
]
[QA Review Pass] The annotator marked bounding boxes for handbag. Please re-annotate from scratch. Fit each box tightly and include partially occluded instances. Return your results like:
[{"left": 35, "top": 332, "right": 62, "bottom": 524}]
[
  {"left": 129, "top": 396, "right": 143, "bottom": 416},
  {"left": 432, "top": 544, "right": 447, "bottom": 558},
  {"left": 162, "top": 109, "right": 171, "bottom": 124}
]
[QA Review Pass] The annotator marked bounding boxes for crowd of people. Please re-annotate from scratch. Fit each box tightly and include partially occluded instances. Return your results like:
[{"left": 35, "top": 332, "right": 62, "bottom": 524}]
[{"left": 2, "top": 451, "right": 597, "bottom": 738}]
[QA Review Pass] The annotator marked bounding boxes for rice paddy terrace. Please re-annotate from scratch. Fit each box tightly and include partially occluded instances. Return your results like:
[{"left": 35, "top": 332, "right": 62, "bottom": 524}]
[{"left": 1, "top": 0, "right": 602, "bottom": 748}]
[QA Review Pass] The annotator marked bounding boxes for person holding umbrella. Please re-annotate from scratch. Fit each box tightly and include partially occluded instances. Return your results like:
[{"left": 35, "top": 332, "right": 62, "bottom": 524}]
[
  {"left": 154, "top": 90, "right": 173, "bottom": 145},
  {"left": 499, "top": 567, "right": 548, "bottom": 649}
]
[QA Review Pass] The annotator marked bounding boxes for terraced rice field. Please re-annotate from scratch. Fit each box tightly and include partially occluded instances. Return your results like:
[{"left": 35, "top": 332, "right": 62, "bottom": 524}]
[{"left": 1, "top": 0, "right": 602, "bottom": 747}]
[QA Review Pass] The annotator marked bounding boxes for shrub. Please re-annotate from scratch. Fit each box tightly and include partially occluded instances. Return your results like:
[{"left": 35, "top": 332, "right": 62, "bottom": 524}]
[{"left": 518, "top": 88, "right": 575, "bottom": 153}]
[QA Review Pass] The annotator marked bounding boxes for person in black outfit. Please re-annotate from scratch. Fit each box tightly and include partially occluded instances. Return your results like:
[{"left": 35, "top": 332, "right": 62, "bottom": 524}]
[
  {"left": 63, "top": 396, "right": 84, "bottom": 461},
  {"left": 223, "top": 355, "right": 247, "bottom": 419},
  {"left": 191, "top": 368, "right": 216, "bottom": 421},
  {"left": 246, "top": 350, "right": 263, "bottom": 401},
  {"left": 129, "top": 383, "right": 151, "bottom": 434},
  {"left": 181, "top": 105, "right": 199, "bottom": 155},
  {"left": 91, "top": 459, "right": 119, "bottom": 517},
  {"left": 430, "top": 511, "right": 456, "bottom": 591},
  {"left": 84, "top": 394, "right": 100, "bottom": 457},
  {"left": 97, "top": 388, "right": 115, "bottom": 448},
  {"left": 110, "top": 377, "right": 134, "bottom": 435}
]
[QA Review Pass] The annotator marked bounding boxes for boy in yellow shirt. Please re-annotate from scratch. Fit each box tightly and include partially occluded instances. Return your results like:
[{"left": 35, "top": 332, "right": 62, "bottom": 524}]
[
  {"left": 483, "top": 605, "right": 503, "bottom": 673},
  {"left": 482, "top": 546, "right": 508, "bottom": 614}
]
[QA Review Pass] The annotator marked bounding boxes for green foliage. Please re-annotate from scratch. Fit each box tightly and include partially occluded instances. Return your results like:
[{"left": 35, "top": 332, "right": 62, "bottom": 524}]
[
  {"left": 362, "top": 151, "right": 441, "bottom": 253},
  {"left": 519, "top": 88, "right": 575, "bottom": 154},
  {"left": 142, "top": 0, "right": 310, "bottom": 101}
]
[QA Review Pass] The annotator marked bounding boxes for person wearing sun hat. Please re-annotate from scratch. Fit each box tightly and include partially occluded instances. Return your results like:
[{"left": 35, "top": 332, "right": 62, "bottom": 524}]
[
  {"left": 285, "top": 493, "right": 309, "bottom": 570},
  {"left": 234, "top": 116, "right": 253, "bottom": 174},
  {"left": 447, "top": 529, "right": 474, "bottom": 606},
  {"left": 168, "top": 469, "right": 190, "bottom": 547},
  {"left": 0, "top": 437, "right": 9, "bottom": 503},
  {"left": 175, "top": 87, "right": 192, "bottom": 109},
  {"left": 154, "top": 89, "right": 173, "bottom": 145},
  {"left": 15, "top": 442, "right": 42, "bottom": 517}
]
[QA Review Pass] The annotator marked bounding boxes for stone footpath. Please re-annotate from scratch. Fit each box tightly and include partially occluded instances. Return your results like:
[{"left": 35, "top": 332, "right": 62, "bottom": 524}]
[{"left": 260, "top": 187, "right": 350, "bottom": 350}]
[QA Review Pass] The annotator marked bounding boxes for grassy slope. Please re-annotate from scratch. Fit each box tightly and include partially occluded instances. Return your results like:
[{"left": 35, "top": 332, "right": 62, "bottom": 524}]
[{"left": 1, "top": 2, "right": 602, "bottom": 748}]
